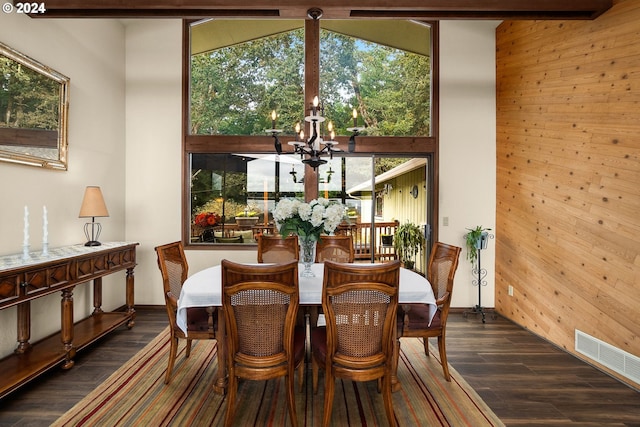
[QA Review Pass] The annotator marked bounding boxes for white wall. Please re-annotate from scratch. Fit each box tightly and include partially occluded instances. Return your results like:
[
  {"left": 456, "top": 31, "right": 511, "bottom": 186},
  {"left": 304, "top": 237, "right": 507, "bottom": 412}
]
[
  {"left": 439, "top": 21, "right": 499, "bottom": 308},
  {"left": 124, "top": 20, "right": 257, "bottom": 307},
  {"left": 0, "top": 16, "right": 126, "bottom": 357}
]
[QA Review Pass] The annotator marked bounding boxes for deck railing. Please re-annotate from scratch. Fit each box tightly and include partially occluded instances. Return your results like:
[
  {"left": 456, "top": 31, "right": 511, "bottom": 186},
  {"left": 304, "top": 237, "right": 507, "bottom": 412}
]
[{"left": 337, "top": 220, "right": 399, "bottom": 262}]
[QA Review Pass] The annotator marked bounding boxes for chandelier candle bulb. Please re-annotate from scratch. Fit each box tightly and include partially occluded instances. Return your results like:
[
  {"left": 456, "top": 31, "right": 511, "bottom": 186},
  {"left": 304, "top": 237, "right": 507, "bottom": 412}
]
[
  {"left": 352, "top": 108, "right": 358, "bottom": 127},
  {"left": 284, "top": 94, "right": 339, "bottom": 169},
  {"left": 271, "top": 110, "right": 277, "bottom": 128}
]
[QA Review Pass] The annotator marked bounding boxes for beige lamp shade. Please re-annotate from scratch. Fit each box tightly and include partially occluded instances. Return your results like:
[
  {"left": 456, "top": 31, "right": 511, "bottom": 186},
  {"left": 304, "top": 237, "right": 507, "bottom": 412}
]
[{"left": 78, "top": 186, "right": 109, "bottom": 218}]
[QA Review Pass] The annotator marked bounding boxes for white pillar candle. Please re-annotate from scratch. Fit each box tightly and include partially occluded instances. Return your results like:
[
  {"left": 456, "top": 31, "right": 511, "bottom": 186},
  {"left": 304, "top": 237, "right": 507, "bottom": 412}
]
[
  {"left": 43, "top": 205, "right": 48, "bottom": 245},
  {"left": 23, "top": 206, "right": 29, "bottom": 247}
]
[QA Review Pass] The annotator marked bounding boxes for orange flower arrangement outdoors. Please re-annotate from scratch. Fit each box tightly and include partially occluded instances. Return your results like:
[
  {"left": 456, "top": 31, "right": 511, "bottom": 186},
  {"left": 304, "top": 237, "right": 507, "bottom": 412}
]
[{"left": 194, "top": 212, "right": 221, "bottom": 228}]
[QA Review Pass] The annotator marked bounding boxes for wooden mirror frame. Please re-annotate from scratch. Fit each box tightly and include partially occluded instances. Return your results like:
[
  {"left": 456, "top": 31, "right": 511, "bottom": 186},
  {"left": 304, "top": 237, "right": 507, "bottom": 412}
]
[{"left": 0, "top": 42, "right": 70, "bottom": 170}]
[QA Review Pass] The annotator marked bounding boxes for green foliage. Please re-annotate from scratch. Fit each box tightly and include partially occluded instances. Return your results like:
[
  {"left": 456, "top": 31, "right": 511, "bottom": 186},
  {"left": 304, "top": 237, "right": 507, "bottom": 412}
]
[
  {"left": 465, "top": 226, "right": 491, "bottom": 266},
  {"left": 189, "top": 26, "right": 431, "bottom": 137},
  {"left": 375, "top": 158, "right": 405, "bottom": 176},
  {"left": 190, "top": 30, "right": 304, "bottom": 135},
  {"left": 235, "top": 210, "right": 259, "bottom": 217},
  {"left": 0, "top": 57, "right": 60, "bottom": 130},
  {"left": 394, "top": 221, "right": 425, "bottom": 269}
]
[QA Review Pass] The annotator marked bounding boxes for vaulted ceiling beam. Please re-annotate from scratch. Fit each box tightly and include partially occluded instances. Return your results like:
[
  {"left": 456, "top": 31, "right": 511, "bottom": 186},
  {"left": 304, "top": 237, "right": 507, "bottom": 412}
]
[{"left": 30, "top": 0, "right": 613, "bottom": 20}]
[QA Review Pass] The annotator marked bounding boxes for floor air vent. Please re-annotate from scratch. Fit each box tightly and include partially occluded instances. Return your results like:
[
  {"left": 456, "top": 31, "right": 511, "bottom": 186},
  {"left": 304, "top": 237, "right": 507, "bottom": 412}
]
[{"left": 575, "top": 329, "right": 640, "bottom": 385}]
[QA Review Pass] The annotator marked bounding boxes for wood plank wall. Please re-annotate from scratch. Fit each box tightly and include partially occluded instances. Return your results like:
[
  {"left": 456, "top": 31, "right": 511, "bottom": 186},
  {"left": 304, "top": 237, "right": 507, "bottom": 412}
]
[{"left": 495, "top": 0, "right": 640, "bottom": 388}]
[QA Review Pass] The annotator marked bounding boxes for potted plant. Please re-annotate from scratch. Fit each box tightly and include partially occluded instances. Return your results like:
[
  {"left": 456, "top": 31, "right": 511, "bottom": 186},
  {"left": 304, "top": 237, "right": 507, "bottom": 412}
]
[
  {"left": 465, "top": 226, "right": 491, "bottom": 266},
  {"left": 393, "top": 221, "right": 425, "bottom": 270},
  {"left": 235, "top": 207, "right": 260, "bottom": 229}
]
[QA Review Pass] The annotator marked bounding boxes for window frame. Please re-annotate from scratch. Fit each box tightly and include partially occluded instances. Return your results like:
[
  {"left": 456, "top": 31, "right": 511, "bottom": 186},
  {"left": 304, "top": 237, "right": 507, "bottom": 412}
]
[{"left": 181, "top": 19, "right": 440, "bottom": 249}]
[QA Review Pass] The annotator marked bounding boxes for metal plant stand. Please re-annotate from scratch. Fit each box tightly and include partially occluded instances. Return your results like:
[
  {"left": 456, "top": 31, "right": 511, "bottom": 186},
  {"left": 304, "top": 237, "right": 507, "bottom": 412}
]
[
  {"left": 472, "top": 247, "right": 489, "bottom": 322},
  {"left": 464, "top": 233, "right": 494, "bottom": 323}
]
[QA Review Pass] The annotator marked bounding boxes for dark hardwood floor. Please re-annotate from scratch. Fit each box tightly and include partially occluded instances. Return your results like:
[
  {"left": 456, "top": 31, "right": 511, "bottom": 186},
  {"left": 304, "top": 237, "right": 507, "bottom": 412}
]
[
  {"left": 0, "top": 307, "right": 638, "bottom": 426},
  {"left": 446, "top": 310, "right": 640, "bottom": 427}
]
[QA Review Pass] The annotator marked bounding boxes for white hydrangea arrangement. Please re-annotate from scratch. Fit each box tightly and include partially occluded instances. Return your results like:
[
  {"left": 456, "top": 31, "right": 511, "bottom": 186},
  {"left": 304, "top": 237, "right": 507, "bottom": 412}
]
[{"left": 273, "top": 198, "right": 345, "bottom": 241}]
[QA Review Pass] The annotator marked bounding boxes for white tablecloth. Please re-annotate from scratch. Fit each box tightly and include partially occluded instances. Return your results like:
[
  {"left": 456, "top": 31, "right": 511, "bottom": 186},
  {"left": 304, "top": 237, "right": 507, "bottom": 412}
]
[{"left": 177, "top": 263, "right": 436, "bottom": 334}]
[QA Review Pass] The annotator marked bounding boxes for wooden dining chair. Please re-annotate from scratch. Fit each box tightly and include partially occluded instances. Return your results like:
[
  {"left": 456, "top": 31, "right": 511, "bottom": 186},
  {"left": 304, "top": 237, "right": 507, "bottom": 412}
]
[
  {"left": 315, "top": 234, "right": 354, "bottom": 263},
  {"left": 221, "top": 259, "right": 305, "bottom": 427},
  {"left": 257, "top": 234, "right": 299, "bottom": 263},
  {"left": 399, "top": 241, "right": 461, "bottom": 381},
  {"left": 154, "top": 241, "right": 217, "bottom": 384},
  {"left": 311, "top": 260, "right": 401, "bottom": 427}
]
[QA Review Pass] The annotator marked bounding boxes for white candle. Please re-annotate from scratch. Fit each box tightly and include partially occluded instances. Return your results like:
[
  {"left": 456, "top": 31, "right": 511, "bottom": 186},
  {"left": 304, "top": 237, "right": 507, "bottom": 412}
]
[
  {"left": 23, "top": 206, "right": 29, "bottom": 247},
  {"left": 43, "top": 205, "right": 48, "bottom": 245}
]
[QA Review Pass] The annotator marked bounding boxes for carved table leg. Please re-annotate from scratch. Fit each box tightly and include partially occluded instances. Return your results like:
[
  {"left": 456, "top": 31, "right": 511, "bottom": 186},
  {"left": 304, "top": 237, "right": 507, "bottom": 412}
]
[
  {"left": 15, "top": 301, "right": 32, "bottom": 354},
  {"left": 92, "top": 276, "right": 104, "bottom": 314},
  {"left": 61, "top": 287, "right": 75, "bottom": 369},
  {"left": 126, "top": 267, "right": 136, "bottom": 328},
  {"left": 213, "top": 306, "right": 227, "bottom": 394}
]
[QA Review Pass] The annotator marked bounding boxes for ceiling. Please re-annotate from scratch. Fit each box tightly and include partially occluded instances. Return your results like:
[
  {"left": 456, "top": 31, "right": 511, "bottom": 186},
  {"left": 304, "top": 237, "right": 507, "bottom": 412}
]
[
  {"left": 191, "top": 19, "right": 432, "bottom": 56},
  {"left": 32, "top": 0, "right": 613, "bottom": 20}
]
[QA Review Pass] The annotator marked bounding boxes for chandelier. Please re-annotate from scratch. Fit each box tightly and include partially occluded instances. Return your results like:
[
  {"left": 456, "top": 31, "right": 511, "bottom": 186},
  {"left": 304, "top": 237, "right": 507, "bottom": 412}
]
[
  {"left": 267, "top": 8, "right": 364, "bottom": 170},
  {"left": 292, "top": 96, "right": 339, "bottom": 169},
  {"left": 268, "top": 96, "right": 364, "bottom": 170}
]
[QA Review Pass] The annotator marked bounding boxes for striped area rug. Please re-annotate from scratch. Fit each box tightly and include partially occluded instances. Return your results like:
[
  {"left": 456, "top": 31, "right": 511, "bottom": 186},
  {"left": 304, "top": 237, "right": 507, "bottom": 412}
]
[{"left": 53, "top": 327, "right": 504, "bottom": 426}]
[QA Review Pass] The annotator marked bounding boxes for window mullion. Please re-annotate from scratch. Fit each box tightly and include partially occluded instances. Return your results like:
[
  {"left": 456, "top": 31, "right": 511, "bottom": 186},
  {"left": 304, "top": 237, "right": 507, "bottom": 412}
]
[{"left": 303, "top": 18, "right": 320, "bottom": 201}]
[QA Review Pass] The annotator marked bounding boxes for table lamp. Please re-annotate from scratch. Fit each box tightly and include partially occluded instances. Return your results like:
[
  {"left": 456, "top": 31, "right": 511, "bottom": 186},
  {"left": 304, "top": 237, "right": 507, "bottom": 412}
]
[{"left": 78, "top": 186, "right": 109, "bottom": 246}]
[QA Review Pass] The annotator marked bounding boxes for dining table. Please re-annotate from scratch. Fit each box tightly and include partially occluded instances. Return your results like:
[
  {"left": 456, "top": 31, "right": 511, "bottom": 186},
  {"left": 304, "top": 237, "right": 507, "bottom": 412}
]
[{"left": 177, "top": 262, "right": 436, "bottom": 394}]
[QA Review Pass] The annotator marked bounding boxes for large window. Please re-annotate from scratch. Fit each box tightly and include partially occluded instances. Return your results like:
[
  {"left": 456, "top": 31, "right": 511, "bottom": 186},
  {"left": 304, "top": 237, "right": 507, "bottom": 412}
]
[{"left": 184, "top": 18, "right": 437, "bottom": 269}]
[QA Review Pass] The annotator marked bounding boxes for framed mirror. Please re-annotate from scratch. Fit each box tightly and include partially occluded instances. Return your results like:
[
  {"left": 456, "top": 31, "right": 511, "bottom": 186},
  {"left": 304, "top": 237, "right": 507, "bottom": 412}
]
[{"left": 0, "top": 42, "right": 69, "bottom": 170}]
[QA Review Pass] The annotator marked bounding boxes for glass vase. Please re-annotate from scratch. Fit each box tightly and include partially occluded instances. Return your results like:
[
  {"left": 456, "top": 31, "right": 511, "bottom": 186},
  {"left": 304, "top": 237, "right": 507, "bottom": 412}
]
[{"left": 299, "top": 237, "right": 317, "bottom": 277}]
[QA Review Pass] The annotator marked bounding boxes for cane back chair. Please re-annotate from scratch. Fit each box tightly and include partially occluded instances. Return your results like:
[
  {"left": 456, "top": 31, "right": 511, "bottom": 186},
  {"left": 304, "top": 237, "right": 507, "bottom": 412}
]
[
  {"left": 312, "top": 260, "right": 401, "bottom": 427},
  {"left": 399, "top": 241, "right": 461, "bottom": 381},
  {"left": 315, "top": 234, "right": 354, "bottom": 263},
  {"left": 221, "top": 259, "right": 305, "bottom": 427},
  {"left": 257, "top": 234, "right": 299, "bottom": 263},
  {"left": 155, "top": 241, "right": 217, "bottom": 384}
]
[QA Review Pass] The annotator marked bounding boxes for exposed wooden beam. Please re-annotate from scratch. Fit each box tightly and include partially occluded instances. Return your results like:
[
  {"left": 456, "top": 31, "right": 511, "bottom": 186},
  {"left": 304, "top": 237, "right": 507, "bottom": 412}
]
[{"left": 30, "top": 0, "right": 613, "bottom": 20}]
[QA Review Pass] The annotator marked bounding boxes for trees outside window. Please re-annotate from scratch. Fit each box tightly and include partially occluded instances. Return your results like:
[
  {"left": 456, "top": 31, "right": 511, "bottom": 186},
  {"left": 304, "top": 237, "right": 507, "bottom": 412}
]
[{"left": 185, "top": 19, "right": 437, "bottom": 254}]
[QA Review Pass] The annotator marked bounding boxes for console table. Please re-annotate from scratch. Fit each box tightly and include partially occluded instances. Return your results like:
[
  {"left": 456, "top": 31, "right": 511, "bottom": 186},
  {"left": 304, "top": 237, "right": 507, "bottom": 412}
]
[{"left": 0, "top": 242, "right": 138, "bottom": 399}]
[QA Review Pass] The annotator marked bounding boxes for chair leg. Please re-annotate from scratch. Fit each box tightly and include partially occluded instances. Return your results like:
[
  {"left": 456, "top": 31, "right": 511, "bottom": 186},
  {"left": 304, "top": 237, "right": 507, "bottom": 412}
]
[
  {"left": 322, "top": 369, "right": 335, "bottom": 427},
  {"left": 297, "top": 359, "right": 305, "bottom": 392},
  {"left": 382, "top": 375, "right": 397, "bottom": 427},
  {"left": 437, "top": 334, "right": 451, "bottom": 381},
  {"left": 286, "top": 369, "right": 299, "bottom": 427},
  {"left": 423, "top": 337, "right": 429, "bottom": 357},
  {"left": 185, "top": 338, "right": 193, "bottom": 358},
  {"left": 165, "top": 335, "right": 178, "bottom": 384},
  {"left": 312, "top": 355, "right": 319, "bottom": 394},
  {"left": 224, "top": 370, "right": 238, "bottom": 427},
  {"left": 391, "top": 336, "right": 401, "bottom": 392}
]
